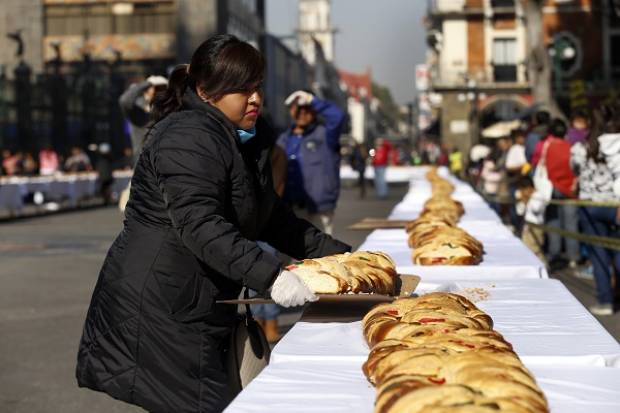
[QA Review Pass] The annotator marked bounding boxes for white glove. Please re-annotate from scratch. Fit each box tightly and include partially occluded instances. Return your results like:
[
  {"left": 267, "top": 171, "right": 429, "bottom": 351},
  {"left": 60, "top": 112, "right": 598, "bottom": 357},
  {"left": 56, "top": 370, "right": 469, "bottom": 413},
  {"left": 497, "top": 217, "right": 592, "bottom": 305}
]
[
  {"left": 146, "top": 75, "right": 168, "bottom": 87},
  {"left": 270, "top": 270, "right": 318, "bottom": 307},
  {"left": 285, "top": 90, "right": 314, "bottom": 107}
]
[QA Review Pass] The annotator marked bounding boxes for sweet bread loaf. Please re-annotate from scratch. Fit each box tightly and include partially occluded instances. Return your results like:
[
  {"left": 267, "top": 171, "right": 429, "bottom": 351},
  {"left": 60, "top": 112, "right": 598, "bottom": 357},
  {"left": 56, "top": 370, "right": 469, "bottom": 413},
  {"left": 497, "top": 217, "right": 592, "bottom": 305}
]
[
  {"left": 285, "top": 251, "right": 397, "bottom": 295},
  {"left": 406, "top": 171, "right": 483, "bottom": 265},
  {"left": 362, "top": 292, "right": 549, "bottom": 413}
]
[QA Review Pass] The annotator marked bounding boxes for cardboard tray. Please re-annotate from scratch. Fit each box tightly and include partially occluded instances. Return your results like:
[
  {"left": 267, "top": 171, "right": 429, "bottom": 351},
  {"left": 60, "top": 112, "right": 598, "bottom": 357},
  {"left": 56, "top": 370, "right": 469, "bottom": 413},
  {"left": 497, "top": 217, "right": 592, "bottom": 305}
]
[
  {"left": 215, "top": 274, "right": 420, "bottom": 306},
  {"left": 348, "top": 218, "right": 409, "bottom": 230}
]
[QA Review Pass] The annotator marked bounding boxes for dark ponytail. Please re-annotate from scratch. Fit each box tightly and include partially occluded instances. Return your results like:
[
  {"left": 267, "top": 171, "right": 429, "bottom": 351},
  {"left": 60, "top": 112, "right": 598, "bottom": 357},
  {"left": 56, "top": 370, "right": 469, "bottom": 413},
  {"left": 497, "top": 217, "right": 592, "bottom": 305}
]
[
  {"left": 151, "top": 64, "right": 189, "bottom": 123},
  {"left": 151, "top": 34, "right": 265, "bottom": 124}
]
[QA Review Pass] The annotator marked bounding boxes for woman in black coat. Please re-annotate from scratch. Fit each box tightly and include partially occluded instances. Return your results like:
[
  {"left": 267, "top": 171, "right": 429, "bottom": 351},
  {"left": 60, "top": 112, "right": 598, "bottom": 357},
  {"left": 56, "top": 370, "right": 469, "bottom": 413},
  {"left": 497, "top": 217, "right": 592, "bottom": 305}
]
[{"left": 76, "top": 35, "right": 350, "bottom": 413}]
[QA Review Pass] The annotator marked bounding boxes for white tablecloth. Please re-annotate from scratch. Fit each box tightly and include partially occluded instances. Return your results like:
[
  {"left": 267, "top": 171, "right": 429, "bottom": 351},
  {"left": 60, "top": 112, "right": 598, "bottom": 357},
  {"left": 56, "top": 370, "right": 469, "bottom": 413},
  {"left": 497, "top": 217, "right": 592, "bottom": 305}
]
[
  {"left": 359, "top": 227, "right": 548, "bottom": 280},
  {"left": 271, "top": 280, "right": 620, "bottom": 367},
  {"left": 340, "top": 165, "right": 428, "bottom": 183},
  {"left": 225, "top": 361, "right": 620, "bottom": 413}
]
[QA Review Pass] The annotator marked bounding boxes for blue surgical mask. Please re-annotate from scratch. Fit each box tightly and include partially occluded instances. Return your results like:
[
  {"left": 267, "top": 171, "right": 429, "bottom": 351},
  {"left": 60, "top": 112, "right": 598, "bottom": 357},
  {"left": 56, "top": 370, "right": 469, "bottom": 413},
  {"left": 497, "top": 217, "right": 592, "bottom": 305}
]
[{"left": 237, "top": 127, "right": 256, "bottom": 144}]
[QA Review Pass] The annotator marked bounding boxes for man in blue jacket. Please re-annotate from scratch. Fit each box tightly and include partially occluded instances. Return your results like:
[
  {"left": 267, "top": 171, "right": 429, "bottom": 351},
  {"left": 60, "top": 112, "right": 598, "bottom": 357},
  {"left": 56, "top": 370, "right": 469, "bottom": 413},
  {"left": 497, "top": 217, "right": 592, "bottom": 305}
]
[{"left": 277, "top": 90, "right": 346, "bottom": 235}]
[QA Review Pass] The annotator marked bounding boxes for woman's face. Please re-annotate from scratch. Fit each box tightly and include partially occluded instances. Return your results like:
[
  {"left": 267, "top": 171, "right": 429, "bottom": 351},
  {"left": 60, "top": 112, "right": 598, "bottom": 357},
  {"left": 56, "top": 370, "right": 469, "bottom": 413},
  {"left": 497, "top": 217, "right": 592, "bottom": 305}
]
[{"left": 208, "top": 88, "right": 263, "bottom": 130}]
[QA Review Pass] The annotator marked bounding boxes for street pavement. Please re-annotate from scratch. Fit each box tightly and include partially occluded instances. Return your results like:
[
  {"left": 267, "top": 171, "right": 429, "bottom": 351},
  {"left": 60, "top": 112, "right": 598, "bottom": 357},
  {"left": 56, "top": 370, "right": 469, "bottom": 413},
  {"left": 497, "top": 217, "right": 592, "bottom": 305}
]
[{"left": 0, "top": 182, "right": 617, "bottom": 413}]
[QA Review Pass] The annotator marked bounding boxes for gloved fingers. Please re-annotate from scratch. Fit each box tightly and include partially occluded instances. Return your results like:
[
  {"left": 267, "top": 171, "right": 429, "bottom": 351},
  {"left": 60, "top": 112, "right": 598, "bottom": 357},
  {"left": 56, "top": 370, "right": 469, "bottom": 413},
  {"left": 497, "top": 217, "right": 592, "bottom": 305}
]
[
  {"left": 284, "top": 91, "right": 304, "bottom": 106},
  {"left": 147, "top": 75, "right": 169, "bottom": 86}
]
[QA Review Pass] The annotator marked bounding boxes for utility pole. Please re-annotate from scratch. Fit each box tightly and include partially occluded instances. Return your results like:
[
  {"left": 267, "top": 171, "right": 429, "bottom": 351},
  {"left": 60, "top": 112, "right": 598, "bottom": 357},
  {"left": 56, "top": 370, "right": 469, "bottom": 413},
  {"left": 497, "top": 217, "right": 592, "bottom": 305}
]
[{"left": 522, "top": 0, "right": 564, "bottom": 118}]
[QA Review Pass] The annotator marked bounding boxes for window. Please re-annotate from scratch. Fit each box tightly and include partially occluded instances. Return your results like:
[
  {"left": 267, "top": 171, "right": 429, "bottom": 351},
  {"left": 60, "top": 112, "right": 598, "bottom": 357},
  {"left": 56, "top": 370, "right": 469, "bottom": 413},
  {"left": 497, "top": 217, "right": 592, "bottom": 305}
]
[
  {"left": 44, "top": 2, "right": 175, "bottom": 37},
  {"left": 493, "top": 38, "right": 517, "bottom": 65},
  {"left": 492, "top": 38, "right": 518, "bottom": 82},
  {"left": 491, "top": 0, "right": 515, "bottom": 7}
]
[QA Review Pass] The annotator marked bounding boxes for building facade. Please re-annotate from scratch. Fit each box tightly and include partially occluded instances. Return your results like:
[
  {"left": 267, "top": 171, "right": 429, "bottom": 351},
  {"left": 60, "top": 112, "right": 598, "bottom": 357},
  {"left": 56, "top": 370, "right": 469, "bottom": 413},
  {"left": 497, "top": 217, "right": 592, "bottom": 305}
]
[
  {"left": 427, "top": 0, "right": 531, "bottom": 157},
  {"left": 339, "top": 68, "right": 376, "bottom": 144},
  {"left": 426, "top": 0, "right": 617, "bottom": 157},
  {"left": 0, "top": 0, "right": 265, "bottom": 75},
  {"left": 298, "top": 0, "right": 336, "bottom": 65}
]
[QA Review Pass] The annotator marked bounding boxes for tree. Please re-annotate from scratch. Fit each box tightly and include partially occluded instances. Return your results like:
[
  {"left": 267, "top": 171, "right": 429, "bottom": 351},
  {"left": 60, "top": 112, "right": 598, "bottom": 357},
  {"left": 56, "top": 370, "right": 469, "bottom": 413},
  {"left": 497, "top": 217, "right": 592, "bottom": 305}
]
[
  {"left": 522, "top": 0, "right": 564, "bottom": 118},
  {"left": 371, "top": 82, "right": 401, "bottom": 133}
]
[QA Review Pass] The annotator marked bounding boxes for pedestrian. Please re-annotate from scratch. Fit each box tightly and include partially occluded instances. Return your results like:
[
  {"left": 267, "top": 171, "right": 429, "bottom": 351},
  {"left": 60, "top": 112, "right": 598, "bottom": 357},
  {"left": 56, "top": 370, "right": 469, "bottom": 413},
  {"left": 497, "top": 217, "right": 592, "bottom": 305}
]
[
  {"left": 351, "top": 142, "right": 368, "bottom": 198},
  {"left": 119, "top": 74, "right": 169, "bottom": 163},
  {"left": 372, "top": 137, "right": 391, "bottom": 199},
  {"left": 117, "top": 74, "right": 169, "bottom": 212},
  {"left": 448, "top": 147, "right": 463, "bottom": 177},
  {"left": 277, "top": 89, "right": 346, "bottom": 235},
  {"left": 525, "top": 110, "right": 550, "bottom": 163},
  {"left": 505, "top": 129, "right": 528, "bottom": 231},
  {"left": 570, "top": 103, "right": 620, "bottom": 315},
  {"left": 76, "top": 35, "right": 351, "bottom": 413},
  {"left": 566, "top": 107, "right": 590, "bottom": 146},
  {"left": 540, "top": 118, "right": 580, "bottom": 269},
  {"left": 2, "top": 149, "right": 23, "bottom": 176},
  {"left": 38, "top": 145, "right": 60, "bottom": 176},
  {"left": 64, "top": 146, "right": 92, "bottom": 172}
]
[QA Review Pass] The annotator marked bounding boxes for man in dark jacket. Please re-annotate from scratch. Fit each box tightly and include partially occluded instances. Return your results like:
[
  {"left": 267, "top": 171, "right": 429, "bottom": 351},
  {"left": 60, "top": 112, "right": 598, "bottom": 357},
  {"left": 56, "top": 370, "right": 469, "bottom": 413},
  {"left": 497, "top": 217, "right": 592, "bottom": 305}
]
[{"left": 277, "top": 90, "right": 346, "bottom": 235}]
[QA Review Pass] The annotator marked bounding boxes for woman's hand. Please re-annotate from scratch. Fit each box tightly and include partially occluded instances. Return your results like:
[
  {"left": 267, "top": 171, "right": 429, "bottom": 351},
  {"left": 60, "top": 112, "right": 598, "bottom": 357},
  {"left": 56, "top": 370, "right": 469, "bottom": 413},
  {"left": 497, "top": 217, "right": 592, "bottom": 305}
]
[{"left": 270, "top": 270, "right": 318, "bottom": 307}]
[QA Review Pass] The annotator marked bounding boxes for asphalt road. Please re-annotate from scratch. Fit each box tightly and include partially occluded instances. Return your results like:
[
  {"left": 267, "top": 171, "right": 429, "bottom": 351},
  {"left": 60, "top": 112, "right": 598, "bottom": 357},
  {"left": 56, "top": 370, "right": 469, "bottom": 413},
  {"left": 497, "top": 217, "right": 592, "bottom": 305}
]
[{"left": 0, "top": 182, "right": 617, "bottom": 413}]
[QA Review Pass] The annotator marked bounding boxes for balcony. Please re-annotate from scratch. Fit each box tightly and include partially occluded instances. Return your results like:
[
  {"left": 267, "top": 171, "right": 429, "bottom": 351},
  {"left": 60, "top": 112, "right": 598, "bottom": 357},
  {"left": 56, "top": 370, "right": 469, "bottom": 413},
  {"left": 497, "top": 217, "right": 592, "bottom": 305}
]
[{"left": 493, "top": 64, "right": 518, "bottom": 82}]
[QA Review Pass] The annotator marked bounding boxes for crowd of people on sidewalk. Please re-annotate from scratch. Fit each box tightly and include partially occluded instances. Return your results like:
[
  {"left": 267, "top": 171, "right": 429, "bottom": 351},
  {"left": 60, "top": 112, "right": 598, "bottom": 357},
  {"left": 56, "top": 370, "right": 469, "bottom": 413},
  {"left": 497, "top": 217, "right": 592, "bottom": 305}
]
[{"left": 468, "top": 104, "right": 620, "bottom": 316}]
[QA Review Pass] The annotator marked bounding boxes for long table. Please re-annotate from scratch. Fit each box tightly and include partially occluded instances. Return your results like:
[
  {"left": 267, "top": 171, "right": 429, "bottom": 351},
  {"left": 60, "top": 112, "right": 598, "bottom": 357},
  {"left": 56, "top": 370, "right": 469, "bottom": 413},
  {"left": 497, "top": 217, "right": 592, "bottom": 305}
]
[
  {"left": 225, "top": 166, "right": 619, "bottom": 412},
  {"left": 224, "top": 361, "right": 620, "bottom": 413},
  {"left": 269, "top": 279, "right": 620, "bottom": 367}
]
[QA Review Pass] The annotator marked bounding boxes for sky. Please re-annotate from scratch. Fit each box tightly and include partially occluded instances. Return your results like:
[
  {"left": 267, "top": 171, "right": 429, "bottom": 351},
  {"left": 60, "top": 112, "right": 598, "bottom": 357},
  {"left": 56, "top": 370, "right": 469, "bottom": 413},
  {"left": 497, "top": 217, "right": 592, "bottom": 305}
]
[{"left": 266, "top": 0, "right": 428, "bottom": 105}]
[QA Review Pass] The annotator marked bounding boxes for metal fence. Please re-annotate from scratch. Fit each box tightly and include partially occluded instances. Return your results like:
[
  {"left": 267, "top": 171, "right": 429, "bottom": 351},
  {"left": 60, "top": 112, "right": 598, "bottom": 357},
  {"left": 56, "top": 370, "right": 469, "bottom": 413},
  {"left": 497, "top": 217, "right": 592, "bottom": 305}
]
[{"left": 0, "top": 59, "right": 149, "bottom": 161}]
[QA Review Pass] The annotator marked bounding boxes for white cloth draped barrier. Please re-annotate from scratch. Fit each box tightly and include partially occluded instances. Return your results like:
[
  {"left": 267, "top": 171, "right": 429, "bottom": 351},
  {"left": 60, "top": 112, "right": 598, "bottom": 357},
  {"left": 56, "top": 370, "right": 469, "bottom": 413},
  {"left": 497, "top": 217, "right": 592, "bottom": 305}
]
[
  {"left": 225, "top": 166, "right": 620, "bottom": 412},
  {"left": 0, "top": 171, "right": 132, "bottom": 212}
]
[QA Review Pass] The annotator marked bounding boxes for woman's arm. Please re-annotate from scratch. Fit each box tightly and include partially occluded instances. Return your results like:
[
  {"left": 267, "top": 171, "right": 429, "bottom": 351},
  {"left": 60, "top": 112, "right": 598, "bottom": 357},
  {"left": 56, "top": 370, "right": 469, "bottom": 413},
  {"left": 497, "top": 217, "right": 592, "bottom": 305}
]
[
  {"left": 152, "top": 123, "right": 281, "bottom": 294},
  {"left": 259, "top": 195, "right": 351, "bottom": 259}
]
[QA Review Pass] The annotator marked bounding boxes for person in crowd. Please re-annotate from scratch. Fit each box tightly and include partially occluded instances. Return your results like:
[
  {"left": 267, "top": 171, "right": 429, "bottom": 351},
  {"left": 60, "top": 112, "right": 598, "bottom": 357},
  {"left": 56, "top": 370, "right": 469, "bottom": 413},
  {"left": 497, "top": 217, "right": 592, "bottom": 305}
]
[
  {"left": 21, "top": 152, "right": 38, "bottom": 176},
  {"left": 468, "top": 143, "right": 491, "bottom": 190},
  {"left": 505, "top": 129, "right": 527, "bottom": 175},
  {"left": 449, "top": 147, "right": 463, "bottom": 177},
  {"left": 276, "top": 89, "right": 346, "bottom": 235},
  {"left": 525, "top": 110, "right": 550, "bottom": 163},
  {"left": 566, "top": 108, "right": 590, "bottom": 146},
  {"left": 570, "top": 103, "right": 620, "bottom": 315},
  {"left": 481, "top": 137, "right": 511, "bottom": 219},
  {"left": 505, "top": 129, "right": 528, "bottom": 232},
  {"left": 76, "top": 35, "right": 350, "bottom": 413},
  {"left": 118, "top": 75, "right": 169, "bottom": 212},
  {"left": 372, "top": 137, "right": 392, "bottom": 199},
  {"left": 540, "top": 118, "right": 580, "bottom": 269},
  {"left": 64, "top": 146, "right": 92, "bottom": 172},
  {"left": 39, "top": 145, "right": 60, "bottom": 175},
  {"left": 2, "top": 149, "right": 23, "bottom": 176},
  {"left": 351, "top": 142, "right": 368, "bottom": 198},
  {"left": 94, "top": 142, "right": 113, "bottom": 204},
  {"left": 519, "top": 176, "right": 547, "bottom": 262},
  {"left": 119, "top": 74, "right": 169, "bottom": 163}
]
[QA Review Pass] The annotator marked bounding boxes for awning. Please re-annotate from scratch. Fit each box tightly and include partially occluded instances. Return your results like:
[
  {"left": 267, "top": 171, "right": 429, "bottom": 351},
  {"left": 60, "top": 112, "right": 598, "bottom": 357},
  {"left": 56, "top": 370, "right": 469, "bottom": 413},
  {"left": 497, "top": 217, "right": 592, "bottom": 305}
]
[{"left": 481, "top": 119, "right": 522, "bottom": 139}]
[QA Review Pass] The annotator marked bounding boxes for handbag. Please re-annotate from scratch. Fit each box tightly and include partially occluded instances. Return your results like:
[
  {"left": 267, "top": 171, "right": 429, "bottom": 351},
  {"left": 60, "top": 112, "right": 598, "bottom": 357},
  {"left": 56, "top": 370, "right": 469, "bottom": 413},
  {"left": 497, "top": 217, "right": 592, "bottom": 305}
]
[
  {"left": 532, "top": 140, "right": 553, "bottom": 202},
  {"left": 226, "top": 289, "right": 270, "bottom": 395}
]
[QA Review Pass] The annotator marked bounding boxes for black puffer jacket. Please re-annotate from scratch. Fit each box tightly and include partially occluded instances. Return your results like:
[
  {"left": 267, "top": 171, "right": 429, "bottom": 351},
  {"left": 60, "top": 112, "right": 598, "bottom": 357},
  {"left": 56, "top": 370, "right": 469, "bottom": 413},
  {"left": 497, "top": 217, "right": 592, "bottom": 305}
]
[{"left": 76, "top": 90, "right": 350, "bottom": 413}]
